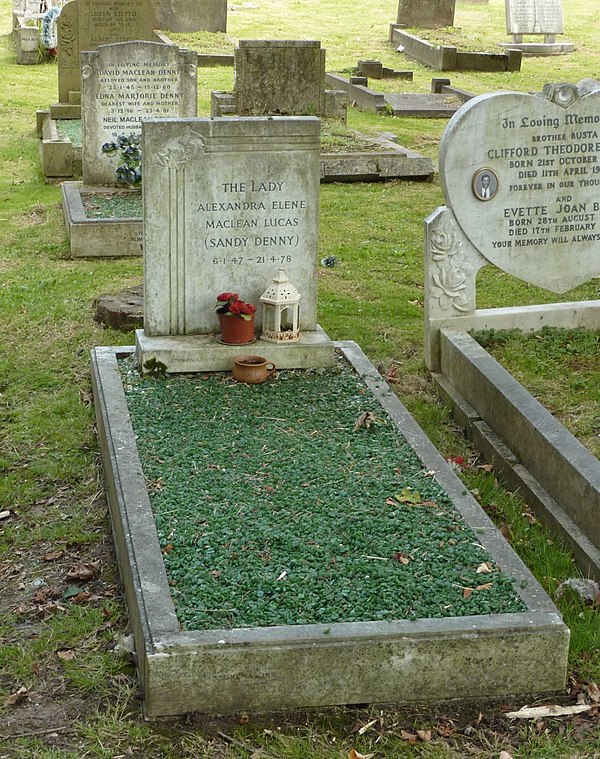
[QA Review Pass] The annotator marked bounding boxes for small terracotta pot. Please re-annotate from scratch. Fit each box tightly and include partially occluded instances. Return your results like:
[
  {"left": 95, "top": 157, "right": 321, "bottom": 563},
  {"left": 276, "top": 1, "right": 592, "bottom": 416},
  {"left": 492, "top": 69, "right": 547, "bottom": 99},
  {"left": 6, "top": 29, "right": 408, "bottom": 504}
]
[
  {"left": 218, "top": 313, "right": 255, "bottom": 345},
  {"left": 233, "top": 355, "right": 276, "bottom": 384}
]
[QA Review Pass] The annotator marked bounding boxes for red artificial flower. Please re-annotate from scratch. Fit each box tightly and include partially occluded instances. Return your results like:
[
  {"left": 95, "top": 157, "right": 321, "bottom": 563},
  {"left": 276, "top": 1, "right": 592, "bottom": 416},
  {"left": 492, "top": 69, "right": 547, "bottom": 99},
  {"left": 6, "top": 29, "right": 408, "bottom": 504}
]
[
  {"left": 239, "top": 302, "right": 257, "bottom": 315},
  {"left": 228, "top": 299, "right": 243, "bottom": 314},
  {"left": 216, "top": 291, "right": 238, "bottom": 303}
]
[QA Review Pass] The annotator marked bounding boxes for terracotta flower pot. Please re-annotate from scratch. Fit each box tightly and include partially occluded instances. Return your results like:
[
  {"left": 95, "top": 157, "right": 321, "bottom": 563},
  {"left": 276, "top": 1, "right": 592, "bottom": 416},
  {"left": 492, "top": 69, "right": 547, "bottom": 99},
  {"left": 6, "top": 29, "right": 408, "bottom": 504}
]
[{"left": 218, "top": 313, "right": 255, "bottom": 345}]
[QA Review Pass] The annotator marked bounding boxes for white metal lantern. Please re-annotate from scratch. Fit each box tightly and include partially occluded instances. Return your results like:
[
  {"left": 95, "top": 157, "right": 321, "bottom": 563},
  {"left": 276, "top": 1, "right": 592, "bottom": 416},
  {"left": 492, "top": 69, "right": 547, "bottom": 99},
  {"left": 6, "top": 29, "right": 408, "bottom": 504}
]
[{"left": 260, "top": 269, "right": 301, "bottom": 343}]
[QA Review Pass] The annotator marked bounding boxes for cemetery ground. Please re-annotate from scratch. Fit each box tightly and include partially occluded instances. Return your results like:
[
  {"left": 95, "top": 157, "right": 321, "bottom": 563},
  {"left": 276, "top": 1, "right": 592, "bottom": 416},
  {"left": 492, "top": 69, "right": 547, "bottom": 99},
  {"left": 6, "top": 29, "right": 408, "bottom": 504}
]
[{"left": 0, "top": 0, "right": 599, "bottom": 755}]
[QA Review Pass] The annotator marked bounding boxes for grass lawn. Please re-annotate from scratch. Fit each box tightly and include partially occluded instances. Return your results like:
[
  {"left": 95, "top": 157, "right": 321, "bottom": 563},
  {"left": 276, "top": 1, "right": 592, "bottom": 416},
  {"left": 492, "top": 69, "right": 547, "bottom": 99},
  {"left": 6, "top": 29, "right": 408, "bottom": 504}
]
[{"left": 0, "top": 0, "right": 599, "bottom": 755}]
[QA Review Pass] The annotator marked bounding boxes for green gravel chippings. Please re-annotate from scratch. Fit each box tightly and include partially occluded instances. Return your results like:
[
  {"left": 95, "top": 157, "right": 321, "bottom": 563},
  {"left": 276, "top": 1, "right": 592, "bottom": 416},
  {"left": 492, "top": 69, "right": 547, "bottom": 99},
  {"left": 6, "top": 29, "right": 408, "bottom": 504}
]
[
  {"left": 120, "top": 358, "right": 526, "bottom": 630},
  {"left": 56, "top": 118, "right": 82, "bottom": 147},
  {"left": 82, "top": 191, "right": 142, "bottom": 219}
]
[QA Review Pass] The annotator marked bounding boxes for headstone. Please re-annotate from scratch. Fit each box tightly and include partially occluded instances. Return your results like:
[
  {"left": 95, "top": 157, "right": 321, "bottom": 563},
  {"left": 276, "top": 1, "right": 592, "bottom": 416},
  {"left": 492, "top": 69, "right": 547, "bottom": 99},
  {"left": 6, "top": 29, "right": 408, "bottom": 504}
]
[
  {"left": 153, "top": 0, "right": 226, "bottom": 32},
  {"left": 506, "top": 0, "right": 563, "bottom": 36},
  {"left": 396, "top": 0, "right": 455, "bottom": 28},
  {"left": 80, "top": 41, "right": 197, "bottom": 186},
  {"left": 141, "top": 117, "right": 321, "bottom": 337},
  {"left": 434, "top": 81, "right": 600, "bottom": 295},
  {"left": 502, "top": 0, "right": 572, "bottom": 54},
  {"left": 57, "top": 0, "right": 157, "bottom": 106},
  {"left": 234, "top": 40, "right": 326, "bottom": 116}
]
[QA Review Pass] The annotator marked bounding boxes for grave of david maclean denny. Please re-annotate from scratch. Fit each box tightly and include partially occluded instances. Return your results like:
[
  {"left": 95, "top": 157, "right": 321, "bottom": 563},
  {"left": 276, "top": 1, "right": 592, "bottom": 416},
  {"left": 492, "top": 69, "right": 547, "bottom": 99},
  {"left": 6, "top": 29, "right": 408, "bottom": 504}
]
[
  {"left": 60, "top": 40, "right": 198, "bottom": 257},
  {"left": 136, "top": 116, "right": 335, "bottom": 372},
  {"left": 81, "top": 41, "right": 198, "bottom": 186}
]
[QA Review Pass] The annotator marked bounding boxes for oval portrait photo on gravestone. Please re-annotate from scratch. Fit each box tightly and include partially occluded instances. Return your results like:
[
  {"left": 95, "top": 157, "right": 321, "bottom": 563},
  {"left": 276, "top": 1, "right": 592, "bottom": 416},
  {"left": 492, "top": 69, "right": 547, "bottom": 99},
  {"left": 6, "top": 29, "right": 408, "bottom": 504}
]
[{"left": 472, "top": 167, "right": 498, "bottom": 201}]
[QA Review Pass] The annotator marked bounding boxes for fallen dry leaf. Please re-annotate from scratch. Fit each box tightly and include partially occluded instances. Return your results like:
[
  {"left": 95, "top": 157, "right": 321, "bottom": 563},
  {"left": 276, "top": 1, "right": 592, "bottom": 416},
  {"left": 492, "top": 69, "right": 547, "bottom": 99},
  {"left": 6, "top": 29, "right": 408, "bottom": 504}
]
[
  {"left": 238, "top": 714, "right": 250, "bottom": 724},
  {"left": 500, "top": 523, "right": 513, "bottom": 541},
  {"left": 476, "top": 561, "right": 494, "bottom": 574},
  {"left": 463, "top": 587, "right": 473, "bottom": 599},
  {"left": 556, "top": 578, "right": 600, "bottom": 603},
  {"left": 65, "top": 562, "right": 99, "bottom": 582},
  {"left": 4, "top": 686, "right": 29, "bottom": 706},
  {"left": 57, "top": 649, "right": 76, "bottom": 661},
  {"left": 401, "top": 730, "right": 418, "bottom": 744},
  {"left": 587, "top": 682, "right": 600, "bottom": 703},
  {"left": 348, "top": 750, "right": 375, "bottom": 759},
  {"left": 392, "top": 552, "right": 410, "bottom": 565},
  {"left": 416, "top": 729, "right": 432, "bottom": 741},
  {"left": 436, "top": 723, "right": 455, "bottom": 737},
  {"left": 475, "top": 582, "right": 493, "bottom": 591},
  {"left": 354, "top": 411, "right": 380, "bottom": 431},
  {"left": 0, "top": 509, "right": 11, "bottom": 520},
  {"left": 43, "top": 549, "right": 65, "bottom": 561},
  {"left": 499, "top": 752, "right": 513, "bottom": 759}
]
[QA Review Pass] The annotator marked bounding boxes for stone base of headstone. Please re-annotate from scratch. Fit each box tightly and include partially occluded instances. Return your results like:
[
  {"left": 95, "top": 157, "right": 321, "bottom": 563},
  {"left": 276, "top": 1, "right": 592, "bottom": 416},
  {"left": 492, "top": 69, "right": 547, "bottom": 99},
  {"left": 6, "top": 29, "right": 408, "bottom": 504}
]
[
  {"left": 61, "top": 182, "right": 142, "bottom": 258},
  {"left": 94, "top": 285, "right": 144, "bottom": 331},
  {"left": 50, "top": 103, "right": 82, "bottom": 120},
  {"left": 40, "top": 116, "right": 82, "bottom": 181},
  {"left": 498, "top": 41, "right": 574, "bottom": 56},
  {"left": 135, "top": 326, "right": 335, "bottom": 373}
]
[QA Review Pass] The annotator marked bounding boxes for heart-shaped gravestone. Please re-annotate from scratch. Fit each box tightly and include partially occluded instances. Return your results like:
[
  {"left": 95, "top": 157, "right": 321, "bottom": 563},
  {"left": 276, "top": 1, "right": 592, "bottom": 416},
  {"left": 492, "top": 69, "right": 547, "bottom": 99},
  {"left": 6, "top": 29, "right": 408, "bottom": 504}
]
[{"left": 439, "top": 83, "right": 600, "bottom": 293}]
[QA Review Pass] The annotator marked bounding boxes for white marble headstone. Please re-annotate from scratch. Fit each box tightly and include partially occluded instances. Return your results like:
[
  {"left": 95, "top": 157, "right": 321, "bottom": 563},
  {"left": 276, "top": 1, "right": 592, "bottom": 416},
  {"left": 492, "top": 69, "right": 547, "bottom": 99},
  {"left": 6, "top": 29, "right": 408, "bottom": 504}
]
[
  {"left": 505, "top": 0, "right": 563, "bottom": 36},
  {"left": 438, "top": 82, "right": 600, "bottom": 293},
  {"left": 142, "top": 117, "right": 321, "bottom": 337},
  {"left": 81, "top": 41, "right": 197, "bottom": 186}
]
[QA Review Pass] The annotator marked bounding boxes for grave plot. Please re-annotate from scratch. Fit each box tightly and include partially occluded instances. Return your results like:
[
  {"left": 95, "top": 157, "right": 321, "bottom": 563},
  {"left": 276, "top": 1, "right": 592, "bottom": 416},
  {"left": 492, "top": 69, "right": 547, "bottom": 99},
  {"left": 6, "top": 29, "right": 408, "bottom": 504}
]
[
  {"left": 211, "top": 40, "right": 433, "bottom": 181},
  {"left": 92, "top": 342, "right": 568, "bottom": 717},
  {"left": 424, "top": 80, "right": 600, "bottom": 579},
  {"left": 60, "top": 40, "right": 197, "bottom": 257},
  {"left": 326, "top": 72, "right": 473, "bottom": 119},
  {"left": 389, "top": 27, "right": 522, "bottom": 72},
  {"left": 91, "top": 114, "right": 568, "bottom": 717}
]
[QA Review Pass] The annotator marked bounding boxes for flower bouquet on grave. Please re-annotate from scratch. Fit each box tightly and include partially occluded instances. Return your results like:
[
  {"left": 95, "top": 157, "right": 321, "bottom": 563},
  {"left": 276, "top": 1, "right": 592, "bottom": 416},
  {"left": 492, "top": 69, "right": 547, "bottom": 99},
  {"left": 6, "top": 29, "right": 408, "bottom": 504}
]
[
  {"left": 214, "top": 292, "right": 257, "bottom": 344},
  {"left": 101, "top": 134, "right": 142, "bottom": 187}
]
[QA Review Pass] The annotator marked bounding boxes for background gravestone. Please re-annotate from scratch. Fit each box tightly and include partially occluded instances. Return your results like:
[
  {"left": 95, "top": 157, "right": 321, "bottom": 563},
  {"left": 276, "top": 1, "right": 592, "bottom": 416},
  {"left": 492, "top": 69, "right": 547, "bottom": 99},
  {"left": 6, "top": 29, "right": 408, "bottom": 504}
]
[
  {"left": 506, "top": 0, "right": 563, "bottom": 36},
  {"left": 80, "top": 41, "right": 197, "bottom": 186},
  {"left": 141, "top": 117, "right": 321, "bottom": 337},
  {"left": 234, "top": 40, "right": 326, "bottom": 116},
  {"left": 153, "top": 0, "right": 226, "bottom": 32},
  {"left": 396, "top": 0, "right": 455, "bottom": 28},
  {"left": 57, "top": 0, "right": 157, "bottom": 107}
]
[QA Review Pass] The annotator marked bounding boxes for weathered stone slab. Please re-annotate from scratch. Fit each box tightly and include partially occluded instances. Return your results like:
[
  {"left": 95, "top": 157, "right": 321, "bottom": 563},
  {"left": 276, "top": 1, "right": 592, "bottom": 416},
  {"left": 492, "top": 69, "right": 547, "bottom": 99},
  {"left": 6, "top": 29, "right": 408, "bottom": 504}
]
[
  {"left": 234, "top": 40, "right": 325, "bottom": 116},
  {"left": 81, "top": 41, "right": 197, "bottom": 186},
  {"left": 91, "top": 341, "right": 569, "bottom": 717},
  {"left": 142, "top": 117, "right": 321, "bottom": 337},
  {"left": 320, "top": 132, "right": 434, "bottom": 181},
  {"left": 385, "top": 92, "right": 465, "bottom": 117},
  {"left": 396, "top": 0, "right": 455, "bottom": 28},
  {"left": 94, "top": 285, "right": 144, "bottom": 330},
  {"left": 438, "top": 82, "right": 600, "bottom": 292},
  {"left": 153, "top": 0, "right": 226, "bottom": 32}
]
